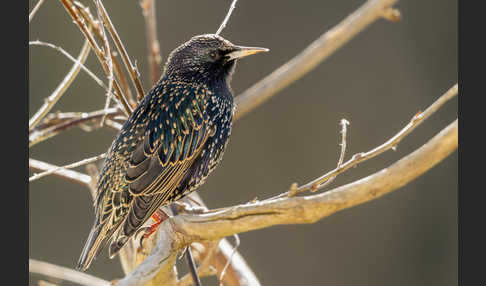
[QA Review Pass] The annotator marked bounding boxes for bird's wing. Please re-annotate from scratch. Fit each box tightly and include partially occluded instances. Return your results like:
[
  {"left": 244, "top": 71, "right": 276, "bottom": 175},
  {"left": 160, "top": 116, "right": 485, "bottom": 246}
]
[
  {"left": 126, "top": 83, "right": 212, "bottom": 197},
  {"left": 107, "top": 84, "right": 214, "bottom": 256}
]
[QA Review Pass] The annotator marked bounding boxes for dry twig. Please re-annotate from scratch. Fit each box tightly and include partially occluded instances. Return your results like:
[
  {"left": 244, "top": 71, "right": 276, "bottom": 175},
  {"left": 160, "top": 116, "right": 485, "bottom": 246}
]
[
  {"left": 60, "top": 0, "right": 133, "bottom": 116},
  {"left": 140, "top": 0, "right": 163, "bottom": 85},
  {"left": 28, "top": 39, "right": 91, "bottom": 131},
  {"left": 29, "top": 0, "right": 46, "bottom": 23},
  {"left": 215, "top": 0, "right": 238, "bottom": 35},
  {"left": 95, "top": 0, "right": 146, "bottom": 101},
  {"left": 115, "top": 118, "right": 457, "bottom": 286},
  {"left": 29, "top": 107, "right": 121, "bottom": 147},
  {"left": 29, "top": 153, "right": 107, "bottom": 182},
  {"left": 170, "top": 119, "right": 457, "bottom": 241},
  {"left": 29, "top": 158, "right": 92, "bottom": 188},
  {"left": 93, "top": 0, "right": 115, "bottom": 126},
  {"left": 73, "top": 2, "right": 137, "bottom": 107},
  {"left": 233, "top": 0, "right": 399, "bottom": 120},
  {"left": 29, "top": 259, "right": 110, "bottom": 286}
]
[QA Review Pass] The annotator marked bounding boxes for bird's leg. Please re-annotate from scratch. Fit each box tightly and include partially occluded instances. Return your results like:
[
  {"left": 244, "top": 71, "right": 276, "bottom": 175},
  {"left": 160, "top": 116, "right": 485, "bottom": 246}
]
[
  {"left": 143, "top": 209, "right": 169, "bottom": 240},
  {"left": 136, "top": 208, "right": 170, "bottom": 250}
]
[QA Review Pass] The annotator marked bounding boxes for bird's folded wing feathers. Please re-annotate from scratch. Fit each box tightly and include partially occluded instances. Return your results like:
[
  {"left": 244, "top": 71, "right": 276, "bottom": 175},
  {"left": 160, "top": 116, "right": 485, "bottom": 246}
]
[{"left": 125, "top": 86, "right": 212, "bottom": 197}]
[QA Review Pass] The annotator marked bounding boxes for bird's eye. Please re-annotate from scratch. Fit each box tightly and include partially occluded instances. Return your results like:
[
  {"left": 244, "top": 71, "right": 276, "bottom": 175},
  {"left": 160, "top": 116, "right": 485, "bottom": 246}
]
[{"left": 209, "top": 51, "right": 219, "bottom": 60}]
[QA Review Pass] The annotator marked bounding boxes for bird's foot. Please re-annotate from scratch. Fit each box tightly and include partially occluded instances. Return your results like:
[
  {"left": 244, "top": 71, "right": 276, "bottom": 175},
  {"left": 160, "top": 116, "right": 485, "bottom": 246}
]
[{"left": 136, "top": 209, "right": 169, "bottom": 249}]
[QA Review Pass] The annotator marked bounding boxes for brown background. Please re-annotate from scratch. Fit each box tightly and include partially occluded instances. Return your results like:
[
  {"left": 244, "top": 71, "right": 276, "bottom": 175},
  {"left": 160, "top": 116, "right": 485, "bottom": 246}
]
[{"left": 29, "top": 0, "right": 457, "bottom": 285}]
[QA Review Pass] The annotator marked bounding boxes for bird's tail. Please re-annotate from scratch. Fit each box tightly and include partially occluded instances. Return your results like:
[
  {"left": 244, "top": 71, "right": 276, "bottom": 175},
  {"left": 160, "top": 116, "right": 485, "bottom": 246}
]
[{"left": 76, "top": 219, "right": 110, "bottom": 271}]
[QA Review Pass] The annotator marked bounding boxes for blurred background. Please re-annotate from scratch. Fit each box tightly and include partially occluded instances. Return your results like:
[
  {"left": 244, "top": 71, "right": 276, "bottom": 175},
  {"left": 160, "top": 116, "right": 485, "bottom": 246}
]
[{"left": 29, "top": 0, "right": 457, "bottom": 285}]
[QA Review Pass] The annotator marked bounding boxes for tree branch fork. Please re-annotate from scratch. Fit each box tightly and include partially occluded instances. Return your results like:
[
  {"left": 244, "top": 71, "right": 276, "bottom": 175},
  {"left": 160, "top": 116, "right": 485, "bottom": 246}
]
[{"left": 28, "top": 0, "right": 459, "bottom": 285}]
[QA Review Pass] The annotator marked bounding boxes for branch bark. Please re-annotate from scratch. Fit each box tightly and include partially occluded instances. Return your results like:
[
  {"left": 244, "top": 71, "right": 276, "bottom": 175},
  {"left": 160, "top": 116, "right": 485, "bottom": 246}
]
[
  {"left": 115, "top": 118, "right": 457, "bottom": 286},
  {"left": 174, "top": 120, "right": 457, "bottom": 240},
  {"left": 233, "top": 0, "right": 398, "bottom": 121}
]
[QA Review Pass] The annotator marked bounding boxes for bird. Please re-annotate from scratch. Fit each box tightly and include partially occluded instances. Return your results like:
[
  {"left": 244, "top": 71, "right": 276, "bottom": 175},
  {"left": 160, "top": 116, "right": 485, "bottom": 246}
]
[{"left": 76, "top": 34, "right": 268, "bottom": 271}]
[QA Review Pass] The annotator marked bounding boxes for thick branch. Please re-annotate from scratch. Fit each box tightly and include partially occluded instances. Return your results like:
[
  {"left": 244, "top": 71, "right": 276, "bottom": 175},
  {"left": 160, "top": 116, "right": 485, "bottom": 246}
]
[
  {"left": 117, "top": 119, "right": 457, "bottom": 285},
  {"left": 173, "top": 119, "right": 458, "bottom": 241},
  {"left": 233, "top": 0, "right": 398, "bottom": 120},
  {"left": 279, "top": 83, "right": 458, "bottom": 197}
]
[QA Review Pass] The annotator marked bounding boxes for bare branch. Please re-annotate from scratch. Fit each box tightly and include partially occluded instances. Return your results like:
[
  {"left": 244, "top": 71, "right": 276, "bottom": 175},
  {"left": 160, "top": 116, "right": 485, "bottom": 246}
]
[
  {"left": 96, "top": 0, "right": 146, "bottom": 101},
  {"left": 29, "top": 153, "right": 107, "bottom": 182},
  {"left": 215, "top": 239, "right": 261, "bottom": 286},
  {"left": 172, "top": 119, "right": 458, "bottom": 242},
  {"left": 59, "top": 0, "right": 133, "bottom": 116},
  {"left": 140, "top": 0, "right": 163, "bottom": 85},
  {"left": 233, "top": 0, "right": 399, "bottom": 121},
  {"left": 93, "top": 0, "right": 115, "bottom": 126},
  {"left": 277, "top": 83, "right": 458, "bottom": 198},
  {"left": 219, "top": 234, "right": 240, "bottom": 285},
  {"left": 29, "top": 39, "right": 91, "bottom": 131},
  {"left": 29, "top": 259, "right": 110, "bottom": 286},
  {"left": 117, "top": 193, "right": 261, "bottom": 286},
  {"left": 29, "top": 0, "right": 46, "bottom": 23},
  {"left": 289, "top": 118, "right": 349, "bottom": 197},
  {"left": 73, "top": 2, "right": 137, "bottom": 107},
  {"left": 215, "top": 0, "right": 238, "bottom": 35},
  {"left": 29, "top": 158, "right": 93, "bottom": 188},
  {"left": 29, "top": 107, "right": 121, "bottom": 147},
  {"left": 116, "top": 119, "right": 457, "bottom": 286}
]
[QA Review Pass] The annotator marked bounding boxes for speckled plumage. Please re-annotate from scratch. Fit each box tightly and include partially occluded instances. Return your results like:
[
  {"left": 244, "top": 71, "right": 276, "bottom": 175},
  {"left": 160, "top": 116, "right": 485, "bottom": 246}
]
[{"left": 77, "top": 34, "right": 267, "bottom": 271}]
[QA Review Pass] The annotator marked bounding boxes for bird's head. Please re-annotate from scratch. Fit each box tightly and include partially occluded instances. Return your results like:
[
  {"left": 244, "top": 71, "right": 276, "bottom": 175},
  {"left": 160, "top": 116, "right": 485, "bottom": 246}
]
[{"left": 164, "top": 34, "right": 268, "bottom": 83}]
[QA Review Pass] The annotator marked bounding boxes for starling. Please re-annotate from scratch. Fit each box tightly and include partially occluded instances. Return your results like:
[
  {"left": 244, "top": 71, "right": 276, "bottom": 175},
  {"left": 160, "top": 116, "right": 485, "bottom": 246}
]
[{"left": 76, "top": 34, "right": 268, "bottom": 271}]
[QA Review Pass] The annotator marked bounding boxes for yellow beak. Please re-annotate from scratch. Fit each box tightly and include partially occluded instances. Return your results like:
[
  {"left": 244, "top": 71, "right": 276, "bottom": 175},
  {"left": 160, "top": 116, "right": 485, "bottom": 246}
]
[{"left": 226, "top": 46, "right": 269, "bottom": 61}]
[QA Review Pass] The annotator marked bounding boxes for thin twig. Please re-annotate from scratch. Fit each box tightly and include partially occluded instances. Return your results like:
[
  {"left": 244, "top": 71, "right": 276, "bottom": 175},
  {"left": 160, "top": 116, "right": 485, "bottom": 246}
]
[
  {"left": 29, "top": 39, "right": 91, "bottom": 131},
  {"left": 29, "top": 158, "right": 92, "bottom": 188},
  {"left": 29, "top": 153, "right": 107, "bottom": 182},
  {"left": 275, "top": 83, "right": 458, "bottom": 199},
  {"left": 73, "top": 2, "right": 137, "bottom": 107},
  {"left": 28, "top": 40, "right": 115, "bottom": 106},
  {"left": 177, "top": 243, "right": 219, "bottom": 286},
  {"left": 29, "top": 107, "right": 121, "bottom": 147},
  {"left": 219, "top": 234, "right": 240, "bottom": 286},
  {"left": 117, "top": 118, "right": 457, "bottom": 286},
  {"left": 215, "top": 0, "right": 238, "bottom": 35},
  {"left": 29, "top": 0, "right": 46, "bottom": 23},
  {"left": 60, "top": 0, "right": 133, "bottom": 116},
  {"left": 233, "top": 0, "right": 399, "bottom": 121},
  {"left": 172, "top": 119, "right": 458, "bottom": 242},
  {"left": 29, "top": 259, "right": 110, "bottom": 286},
  {"left": 185, "top": 247, "right": 202, "bottom": 286},
  {"left": 288, "top": 119, "right": 349, "bottom": 197},
  {"left": 96, "top": 0, "right": 146, "bottom": 101},
  {"left": 309, "top": 118, "right": 349, "bottom": 190},
  {"left": 32, "top": 109, "right": 124, "bottom": 132},
  {"left": 140, "top": 0, "right": 162, "bottom": 85},
  {"left": 94, "top": 0, "right": 115, "bottom": 126}
]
